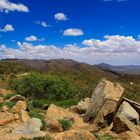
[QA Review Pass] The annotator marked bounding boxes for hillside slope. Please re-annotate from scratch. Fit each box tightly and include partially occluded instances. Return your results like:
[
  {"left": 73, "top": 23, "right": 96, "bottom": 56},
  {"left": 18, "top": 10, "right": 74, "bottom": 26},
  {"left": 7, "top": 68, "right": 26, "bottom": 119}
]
[{"left": 0, "top": 59, "right": 140, "bottom": 102}]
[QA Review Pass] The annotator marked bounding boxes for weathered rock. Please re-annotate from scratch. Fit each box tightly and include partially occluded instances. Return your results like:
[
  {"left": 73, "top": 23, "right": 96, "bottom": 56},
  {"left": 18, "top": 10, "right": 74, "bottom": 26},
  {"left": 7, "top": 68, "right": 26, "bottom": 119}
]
[
  {"left": 70, "top": 98, "right": 91, "bottom": 114},
  {"left": 8, "top": 94, "right": 25, "bottom": 102},
  {"left": 1, "top": 105, "right": 9, "bottom": 112},
  {"left": 0, "top": 118, "right": 46, "bottom": 140},
  {"left": 0, "top": 97, "right": 4, "bottom": 103},
  {"left": 46, "top": 104, "right": 97, "bottom": 133},
  {"left": 12, "top": 101, "right": 27, "bottom": 113},
  {"left": 0, "top": 112, "right": 14, "bottom": 126},
  {"left": 123, "top": 97, "right": 140, "bottom": 118},
  {"left": 16, "top": 118, "right": 45, "bottom": 137},
  {"left": 112, "top": 115, "right": 136, "bottom": 133},
  {"left": 54, "top": 130, "right": 96, "bottom": 140},
  {"left": 84, "top": 79, "right": 124, "bottom": 124},
  {"left": 20, "top": 110, "right": 30, "bottom": 122},
  {"left": 117, "top": 101, "right": 139, "bottom": 124}
]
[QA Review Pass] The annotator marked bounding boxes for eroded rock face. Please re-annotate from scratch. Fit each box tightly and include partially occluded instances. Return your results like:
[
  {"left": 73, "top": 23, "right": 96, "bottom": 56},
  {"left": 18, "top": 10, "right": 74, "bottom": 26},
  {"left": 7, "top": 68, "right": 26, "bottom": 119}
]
[
  {"left": 84, "top": 79, "right": 124, "bottom": 124},
  {"left": 12, "top": 101, "right": 27, "bottom": 113},
  {"left": 117, "top": 101, "right": 139, "bottom": 124},
  {"left": 54, "top": 130, "right": 96, "bottom": 140}
]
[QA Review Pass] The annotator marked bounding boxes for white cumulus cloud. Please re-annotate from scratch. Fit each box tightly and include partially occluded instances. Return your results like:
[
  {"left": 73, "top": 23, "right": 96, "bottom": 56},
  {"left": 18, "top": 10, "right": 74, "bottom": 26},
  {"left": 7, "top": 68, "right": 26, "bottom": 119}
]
[
  {"left": 0, "top": 24, "right": 14, "bottom": 32},
  {"left": 54, "top": 13, "right": 68, "bottom": 21},
  {"left": 25, "top": 35, "right": 37, "bottom": 42},
  {"left": 0, "top": 35, "right": 140, "bottom": 65},
  {"left": 35, "top": 21, "right": 51, "bottom": 28},
  {"left": 0, "top": 0, "right": 29, "bottom": 13},
  {"left": 25, "top": 35, "right": 45, "bottom": 42},
  {"left": 82, "top": 35, "right": 140, "bottom": 53},
  {"left": 63, "top": 28, "right": 84, "bottom": 36}
]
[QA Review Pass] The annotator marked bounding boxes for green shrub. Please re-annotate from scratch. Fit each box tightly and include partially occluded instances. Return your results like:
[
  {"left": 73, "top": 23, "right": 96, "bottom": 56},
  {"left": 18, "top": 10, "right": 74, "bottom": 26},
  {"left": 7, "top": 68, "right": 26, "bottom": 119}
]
[
  {"left": 0, "top": 62, "right": 31, "bottom": 75},
  {"left": 32, "top": 99, "right": 78, "bottom": 109},
  {"left": 32, "top": 100, "right": 45, "bottom": 108},
  {"left": 92, "top": 132, "right": 101, "bottom": 140},
  {"left": 4, "top": 93, "right": 17, "bottom": 100},
  {"left": 0, "top": 101, "right": 16, "bottom": 109},
  {"left": 102, "top": 133, "right": 117, "bottom": 140},
  {"left": 9, "top": 72, "right": 79, "bottom": 101},
  {"left": 58, "top": 118, "right": 72, "bottom": 131}
]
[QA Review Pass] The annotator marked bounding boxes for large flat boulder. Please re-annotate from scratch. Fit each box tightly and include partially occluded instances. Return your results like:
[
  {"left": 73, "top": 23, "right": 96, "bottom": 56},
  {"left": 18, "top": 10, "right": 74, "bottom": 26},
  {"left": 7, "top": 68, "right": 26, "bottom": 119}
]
[
  {"left": 84, "top": 79, "right": 124, "bottom": 124},
  {"left": 16, "top": 117, "right": 45, "bottom": 137}
]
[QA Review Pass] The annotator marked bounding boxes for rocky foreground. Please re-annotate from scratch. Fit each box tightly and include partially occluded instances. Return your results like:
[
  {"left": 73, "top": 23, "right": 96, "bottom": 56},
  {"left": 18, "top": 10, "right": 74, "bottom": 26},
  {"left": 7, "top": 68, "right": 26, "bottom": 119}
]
[{"left": 0, "top": 79, "right": 140, "bottom": 140}]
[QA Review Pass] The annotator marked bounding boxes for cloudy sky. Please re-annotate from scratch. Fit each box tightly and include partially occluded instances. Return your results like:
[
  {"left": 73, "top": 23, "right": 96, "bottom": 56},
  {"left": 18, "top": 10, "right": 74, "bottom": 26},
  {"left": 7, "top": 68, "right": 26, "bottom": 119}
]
[{"left": 0, "top": 0, "right": 140, "bottom": 65}]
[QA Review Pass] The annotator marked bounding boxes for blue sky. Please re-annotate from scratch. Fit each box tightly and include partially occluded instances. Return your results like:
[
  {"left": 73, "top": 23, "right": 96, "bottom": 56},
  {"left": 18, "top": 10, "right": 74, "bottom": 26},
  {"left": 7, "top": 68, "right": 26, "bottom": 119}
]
[{"left": 0, "top": 0, "right": 140, "bottom": 65}]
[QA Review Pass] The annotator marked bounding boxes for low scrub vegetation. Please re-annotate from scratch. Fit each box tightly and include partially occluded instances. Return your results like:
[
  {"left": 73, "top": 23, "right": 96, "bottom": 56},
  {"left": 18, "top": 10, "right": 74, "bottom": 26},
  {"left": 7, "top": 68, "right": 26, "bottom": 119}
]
[
  {"left": 58, "top": 118, "right": 72, "bottom": 131},
  {"left": 9, "top": 73, "right": 79, "bottom": 101},
  {"left": 0, "top": 101, "right": 16, "bottom": 109}
]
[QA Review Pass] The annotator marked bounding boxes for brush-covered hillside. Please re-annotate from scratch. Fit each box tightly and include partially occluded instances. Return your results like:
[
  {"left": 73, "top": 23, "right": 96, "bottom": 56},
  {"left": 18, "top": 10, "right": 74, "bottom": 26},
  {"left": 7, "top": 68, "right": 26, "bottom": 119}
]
[{"left": 0, "top": 59, "right": 140, "bottom": 103}]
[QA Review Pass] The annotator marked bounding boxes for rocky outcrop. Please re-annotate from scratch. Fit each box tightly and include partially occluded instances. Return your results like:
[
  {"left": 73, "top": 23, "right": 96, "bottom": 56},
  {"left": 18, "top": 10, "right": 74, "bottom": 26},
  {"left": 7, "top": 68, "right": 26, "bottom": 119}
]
[
  {"left": 84, "top": 79, "right": 124, "bottom": 124},
  {"left": 117, "top": 101, "right": 139, "bottom": 124},
  {"left": 54, "top": 130, "right": 96, "bottom": 140}
]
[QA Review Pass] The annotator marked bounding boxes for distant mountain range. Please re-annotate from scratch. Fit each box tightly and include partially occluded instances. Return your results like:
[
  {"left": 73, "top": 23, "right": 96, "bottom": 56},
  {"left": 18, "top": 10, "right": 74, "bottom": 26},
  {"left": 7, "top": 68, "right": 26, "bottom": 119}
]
[
  {"left": 97, "top": 63, "right": 140, "bottom": 75},
  {"left": 1, "top": 58, "right": 140, "bottom": 75}
]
